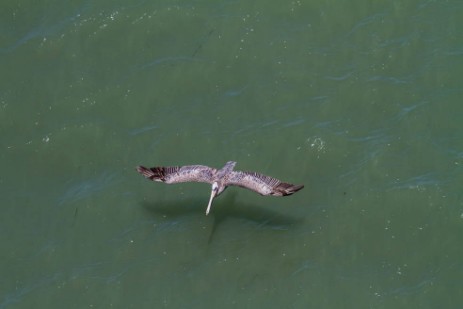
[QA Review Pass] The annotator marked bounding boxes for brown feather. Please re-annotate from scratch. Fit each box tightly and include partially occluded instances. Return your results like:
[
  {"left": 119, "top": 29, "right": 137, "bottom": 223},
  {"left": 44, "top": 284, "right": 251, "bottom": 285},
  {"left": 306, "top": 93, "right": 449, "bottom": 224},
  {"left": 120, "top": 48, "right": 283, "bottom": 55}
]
[
  {"left": 136, "top": 161, "right": 304, "bottom": 216},
  {"left": 226, "top": 171, "right": 304, "bottom": 196},
  {"left": 136, "top": 165, "right": 216, "bottom": 184}
]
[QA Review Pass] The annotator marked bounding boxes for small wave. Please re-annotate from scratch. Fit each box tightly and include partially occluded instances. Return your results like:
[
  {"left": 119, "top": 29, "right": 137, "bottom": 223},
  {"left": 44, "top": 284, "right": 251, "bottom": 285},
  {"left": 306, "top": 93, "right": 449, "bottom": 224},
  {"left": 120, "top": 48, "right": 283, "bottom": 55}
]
[
  {"left": 0, "top": 273, "right": 60, "bottom": 309},
  {"left": 325, "top": 71, "right": 354, "bottom": 81},
  {"left": 129, "top": 124, "right": 158, "bottom": 136},
  {"left": 388, "top": 173, "right": 441, "bottom": 191},
  {"left": 367, "top": 75, "right": 410, "bottom": 84},
  {"left": 138, "top": 56, "right": 206, "bottom": 71},
  {"left": 282, "top": 118, "right": 305, "bottom": 128},
  {"left": 1, "top": 3, "right": 90, "bottom": 53},
  {"left": 57, "top": 171, "right": 120, "bottom": 206}
]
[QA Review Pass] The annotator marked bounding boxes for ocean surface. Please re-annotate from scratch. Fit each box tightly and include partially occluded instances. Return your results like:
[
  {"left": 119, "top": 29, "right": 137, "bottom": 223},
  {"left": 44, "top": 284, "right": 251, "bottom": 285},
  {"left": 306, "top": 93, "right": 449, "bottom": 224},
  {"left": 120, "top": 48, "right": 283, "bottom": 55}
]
[{"left": 1, "top": 0, "right": 462, "bottom": 308}]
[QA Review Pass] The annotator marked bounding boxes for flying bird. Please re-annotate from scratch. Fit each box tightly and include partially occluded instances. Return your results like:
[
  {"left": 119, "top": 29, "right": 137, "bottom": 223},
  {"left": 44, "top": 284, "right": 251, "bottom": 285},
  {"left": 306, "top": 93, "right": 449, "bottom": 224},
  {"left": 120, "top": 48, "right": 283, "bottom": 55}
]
[{"left": 136, "top": 161, "right": 304, "bottom": 215}]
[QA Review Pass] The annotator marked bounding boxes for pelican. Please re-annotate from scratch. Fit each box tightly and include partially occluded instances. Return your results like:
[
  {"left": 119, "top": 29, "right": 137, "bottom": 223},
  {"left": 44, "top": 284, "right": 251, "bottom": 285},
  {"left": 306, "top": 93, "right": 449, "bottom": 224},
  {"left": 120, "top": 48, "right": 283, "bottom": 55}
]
[{"left": 136, "top": 161, "right": 303, "bottom": 215}]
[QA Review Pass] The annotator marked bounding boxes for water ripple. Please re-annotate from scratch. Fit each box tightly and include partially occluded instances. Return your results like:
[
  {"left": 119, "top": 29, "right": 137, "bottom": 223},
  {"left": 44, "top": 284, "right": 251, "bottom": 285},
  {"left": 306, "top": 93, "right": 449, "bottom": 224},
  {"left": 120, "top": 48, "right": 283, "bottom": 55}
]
[
  {"left": 138, "top": 56, "right": 206, "bottom": 71},
  {"left": 57, "top": 171, "right": 120, "bottom": 206},
  {"left": 1, "top": 2, "right": 90, "bottom": 53},
  {"left": 128, "top": 124, "right": 158, "bottom": 136},
  {"left": 367, "top": 75, "right": 410, "bottom": 84},
  {"left": 387, "top": 172, "right": 443, "bottom": 191},
  {"left": 0, "top": 273, "right": 60, "bottom": 309}
]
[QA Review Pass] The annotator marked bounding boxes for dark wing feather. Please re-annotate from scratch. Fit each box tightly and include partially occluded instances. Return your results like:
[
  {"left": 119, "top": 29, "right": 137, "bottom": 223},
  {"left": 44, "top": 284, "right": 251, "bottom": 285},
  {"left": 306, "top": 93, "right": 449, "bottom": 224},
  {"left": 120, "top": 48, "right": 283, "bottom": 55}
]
[
  {"left": 136, "top": 165, "right": 216, "bottom": 184},
  {"left": 226, "top": 171, "right": 304, "bottom": 196}
]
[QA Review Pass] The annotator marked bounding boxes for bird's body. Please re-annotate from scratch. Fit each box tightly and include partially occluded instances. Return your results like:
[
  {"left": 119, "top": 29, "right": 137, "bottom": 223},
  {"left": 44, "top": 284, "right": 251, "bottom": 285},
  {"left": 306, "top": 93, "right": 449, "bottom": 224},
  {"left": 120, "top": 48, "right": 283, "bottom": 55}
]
[{"left": 136, "top": 161, "right": 303, "bottom": 215}]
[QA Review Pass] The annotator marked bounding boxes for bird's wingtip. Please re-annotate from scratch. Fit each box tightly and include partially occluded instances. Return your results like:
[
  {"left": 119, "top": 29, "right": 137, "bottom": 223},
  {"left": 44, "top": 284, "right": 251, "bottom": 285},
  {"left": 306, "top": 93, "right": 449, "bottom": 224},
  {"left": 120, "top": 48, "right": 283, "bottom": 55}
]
[
  {"left": 286, "top": 184, "right": 304, "bottom": 195},
  {"left": 275, "top": 183, "right": 304, "bottom": 196},
  {"left": 136, "top": 165, "right": 156, "bottom": 179},
  {"left": 136, "top": 165, "right": 146, "bottom": 173}
]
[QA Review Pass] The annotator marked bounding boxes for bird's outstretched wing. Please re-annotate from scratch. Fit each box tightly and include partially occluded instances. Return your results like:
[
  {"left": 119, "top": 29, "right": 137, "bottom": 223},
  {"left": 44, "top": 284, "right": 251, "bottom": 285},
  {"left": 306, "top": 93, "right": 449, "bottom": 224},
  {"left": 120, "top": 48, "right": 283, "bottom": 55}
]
[
  {"left": 136, "top": 165, "right": 216, "bottom": 184},
  {"left": 226, "top": 171, "right": 304, "bottom": 196}
]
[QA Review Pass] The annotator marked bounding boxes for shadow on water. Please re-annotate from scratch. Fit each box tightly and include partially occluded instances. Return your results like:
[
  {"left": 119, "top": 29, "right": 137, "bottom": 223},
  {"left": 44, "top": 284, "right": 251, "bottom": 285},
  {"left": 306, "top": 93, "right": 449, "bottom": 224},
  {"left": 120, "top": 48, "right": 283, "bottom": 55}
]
[{"left": 140, "top": 192, "right": 303, "bottom": 243}]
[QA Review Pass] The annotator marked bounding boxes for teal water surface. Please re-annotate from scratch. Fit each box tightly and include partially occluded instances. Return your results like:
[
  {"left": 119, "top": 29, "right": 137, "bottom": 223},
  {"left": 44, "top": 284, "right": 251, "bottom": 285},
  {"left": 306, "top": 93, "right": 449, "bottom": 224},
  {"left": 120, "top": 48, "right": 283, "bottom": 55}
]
[{"left": 1, "top": 0, "right": 463, "bottom": 308}]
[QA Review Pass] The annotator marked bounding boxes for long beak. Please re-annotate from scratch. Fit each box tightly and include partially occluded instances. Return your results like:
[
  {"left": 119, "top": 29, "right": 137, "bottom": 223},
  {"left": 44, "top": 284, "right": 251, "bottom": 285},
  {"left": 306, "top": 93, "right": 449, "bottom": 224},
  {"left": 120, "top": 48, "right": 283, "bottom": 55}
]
[{"left": 205, "top": 188, "right": 217, "bottom": 215}]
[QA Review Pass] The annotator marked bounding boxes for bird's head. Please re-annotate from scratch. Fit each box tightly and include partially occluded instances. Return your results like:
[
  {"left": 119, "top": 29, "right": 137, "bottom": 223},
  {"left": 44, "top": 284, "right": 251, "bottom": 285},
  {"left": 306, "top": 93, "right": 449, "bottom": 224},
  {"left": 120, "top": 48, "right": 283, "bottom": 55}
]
[
  {"left": 212, "top": 182, "right": 219, "bottom": 193},
  {"left": 206, "top": 182, "right": 220, "bottom": 215}
]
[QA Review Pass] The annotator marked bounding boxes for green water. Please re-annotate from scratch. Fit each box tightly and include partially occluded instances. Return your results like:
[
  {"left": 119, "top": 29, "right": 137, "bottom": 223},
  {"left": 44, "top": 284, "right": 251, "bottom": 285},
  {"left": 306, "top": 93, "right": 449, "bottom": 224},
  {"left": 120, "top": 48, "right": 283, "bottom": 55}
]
[{"left": 1, "top": 0, "right": 462, "bottom": 308}]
